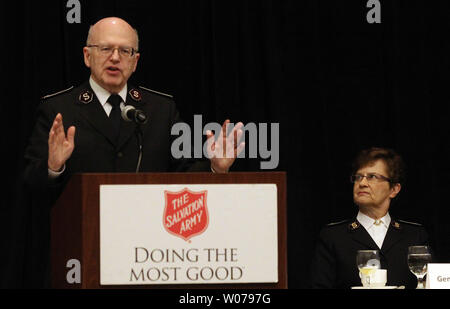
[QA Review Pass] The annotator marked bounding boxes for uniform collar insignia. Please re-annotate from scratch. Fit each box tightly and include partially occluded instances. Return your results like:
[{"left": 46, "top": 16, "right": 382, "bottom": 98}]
[
  {"left": 78, "top": 90, "right": 94, "bottom": 104},
  {"left": 348, "top": 221, "right": 360, "bottom": 231},
  {"left": 128, "top": 88, "right": 142, "bottom": 102},
  {"left": 391, "top": 221, "right": 401, "bottom": 230}
]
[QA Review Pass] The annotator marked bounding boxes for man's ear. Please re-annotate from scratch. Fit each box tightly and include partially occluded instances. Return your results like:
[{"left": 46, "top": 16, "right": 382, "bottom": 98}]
[
  {"left": 132, "top": 53, "right": 140, "bottom": 72},
  {"left": 83, "top": 47, "right": 91, "bottom": 68},
  {"left": 389, "top": 183, "right": 401, "bottom": 199}
]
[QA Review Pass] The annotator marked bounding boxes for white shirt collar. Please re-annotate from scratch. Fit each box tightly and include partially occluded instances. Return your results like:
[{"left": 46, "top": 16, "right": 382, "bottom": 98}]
[
  {"left": 357, "top": 211, "right": 391, "bottom": 230},
  {"left": 89, "top": 77, "right": 127, "bottom": 106}
]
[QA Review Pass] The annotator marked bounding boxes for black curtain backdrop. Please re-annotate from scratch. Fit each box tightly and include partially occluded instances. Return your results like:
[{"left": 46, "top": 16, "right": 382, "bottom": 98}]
[{"left": 1, "top": 0, "right": 449, "bottom": 288}]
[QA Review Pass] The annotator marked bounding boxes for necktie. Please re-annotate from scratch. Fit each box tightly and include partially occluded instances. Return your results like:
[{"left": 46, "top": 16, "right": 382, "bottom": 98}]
[{"left": 108, "top": 94, "right": 122, "bottom": 141}]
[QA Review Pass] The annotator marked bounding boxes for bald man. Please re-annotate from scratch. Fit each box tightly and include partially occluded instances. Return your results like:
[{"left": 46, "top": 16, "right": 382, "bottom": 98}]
[
  {"left": 25, "top": 17, "right": 243, "bottom": 193},
  {"left": 23, "top": 17, "right": 244, "bottom": 287}
]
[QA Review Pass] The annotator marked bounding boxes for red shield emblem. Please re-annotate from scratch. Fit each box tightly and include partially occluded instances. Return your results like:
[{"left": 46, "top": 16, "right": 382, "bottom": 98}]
[{"left": 163, "top": 188, "right": 209, "bottom": 242}]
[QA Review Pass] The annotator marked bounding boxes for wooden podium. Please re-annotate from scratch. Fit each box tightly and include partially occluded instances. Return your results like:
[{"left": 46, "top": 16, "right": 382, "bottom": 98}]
[{"left": 51, "top": 172, "right": 287, "bottom": 289}]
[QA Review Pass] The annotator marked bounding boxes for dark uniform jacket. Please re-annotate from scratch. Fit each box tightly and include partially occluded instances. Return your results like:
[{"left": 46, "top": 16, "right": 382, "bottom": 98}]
[
  {"left": 24, "top": 81, "right": 209, "bottom": 200},
  {"left": 311, "top": 217, "right": 429, "bottom": 289},
  {"left": 22, "top": 81, "right": 210, "bottom": 287}
]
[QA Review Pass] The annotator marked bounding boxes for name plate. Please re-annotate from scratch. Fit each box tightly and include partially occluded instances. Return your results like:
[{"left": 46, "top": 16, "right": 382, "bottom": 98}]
[
  {"left": 426, "top": 264, "right": 450, "bottom": 289},
  {"left": 99, "top": 184, "right": 278, "bottom": 285}
]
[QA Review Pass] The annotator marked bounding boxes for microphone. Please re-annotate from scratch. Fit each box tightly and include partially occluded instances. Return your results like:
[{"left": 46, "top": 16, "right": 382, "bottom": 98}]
[
  {"left": 121, "top": 105, "right": 147, "bottom": 173},
  {"left": 121, "top": 105, "right": 148, "bottom": 124}
]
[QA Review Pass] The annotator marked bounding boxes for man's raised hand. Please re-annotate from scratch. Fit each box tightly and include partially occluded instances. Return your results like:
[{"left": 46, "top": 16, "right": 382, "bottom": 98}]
[
  {"left": 206, "top": 120, "right": 245, "bottom": 173},
  {"left": 48, "top": 113, "right": 75, "bottom": 172}
]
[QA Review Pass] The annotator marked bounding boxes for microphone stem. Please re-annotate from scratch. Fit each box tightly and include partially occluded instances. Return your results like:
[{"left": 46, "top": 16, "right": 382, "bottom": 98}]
[
  {"left": 136, "top": 145, "right": 143, "bottom": 173},
  {"left": 135, "top": 125, "right": 144, "bottom": 173}
]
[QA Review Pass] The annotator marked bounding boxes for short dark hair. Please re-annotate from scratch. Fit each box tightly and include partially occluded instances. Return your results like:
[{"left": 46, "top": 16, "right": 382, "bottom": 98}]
[{"left": 352, "top": 147, "right": 405, "bottom": 186}]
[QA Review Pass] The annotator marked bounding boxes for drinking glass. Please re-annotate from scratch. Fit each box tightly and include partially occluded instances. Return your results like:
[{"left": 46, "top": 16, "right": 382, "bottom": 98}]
[
  {"left": 356, "top": 250, "right": 381, "bottom": 286},
  {"left": 407, "top": 246, "right": 432, "bottom": 289}
]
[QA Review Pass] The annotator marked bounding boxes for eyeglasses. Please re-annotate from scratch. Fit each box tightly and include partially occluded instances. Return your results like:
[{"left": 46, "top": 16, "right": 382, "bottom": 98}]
[
  {"left": 87, "top": 45, "right": 138, "bottom": 58},
  {"left": 350, "top": 173, "right": 392, "bottom": 184}
]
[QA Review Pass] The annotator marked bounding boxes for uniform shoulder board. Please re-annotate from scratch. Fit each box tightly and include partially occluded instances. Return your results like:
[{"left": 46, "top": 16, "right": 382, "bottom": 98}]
[
  {"left": 397, "top": 219, "right": 423, "bottom": 227},
  {"left": 326, "top": 219, "right": 350, "bottom": 227},
  {"left": 138, "top": 86, "right": 173, "bottom": 98},
  {"left": 41, "top": 86, "right": 74, "bottom": 101}
]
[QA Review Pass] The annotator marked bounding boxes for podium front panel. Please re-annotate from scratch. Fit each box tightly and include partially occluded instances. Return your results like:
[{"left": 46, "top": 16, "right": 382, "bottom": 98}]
[
  {"left": 100, "top": 184, "right": 278, "bottom": 285},
  {"left": 51, "top": 172, "right": 287, "bottom": 289}
]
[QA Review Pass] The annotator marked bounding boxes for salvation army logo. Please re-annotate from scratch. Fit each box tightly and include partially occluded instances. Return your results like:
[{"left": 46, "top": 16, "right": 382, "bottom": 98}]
[{"left": 163, "top": 188, "right": 209, "bottom": 242}]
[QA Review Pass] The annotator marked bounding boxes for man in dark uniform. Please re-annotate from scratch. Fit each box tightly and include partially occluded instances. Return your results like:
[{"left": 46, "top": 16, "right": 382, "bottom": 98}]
[
  {"left": 24, "top": 17, "right": 244, "bottom": 199},
  {"left": 22, "top": 17, "right": 244, "bottom": 287},
  {"left": 311, "top": 147, "right": 429, "bottom": 289}
]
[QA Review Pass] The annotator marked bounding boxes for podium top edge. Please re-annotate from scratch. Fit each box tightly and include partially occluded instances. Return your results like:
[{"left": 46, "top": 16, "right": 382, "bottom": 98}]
[
  {"left": 73, "top": 171, "right": 287, "bottom": 177},
  {"left": 69, "top": 172, "right": 287, "bottom": 185}
]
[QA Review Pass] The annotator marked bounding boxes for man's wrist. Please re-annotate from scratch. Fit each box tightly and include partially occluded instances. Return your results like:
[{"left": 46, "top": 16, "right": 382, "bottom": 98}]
[
  {"left": 211, "top": 164, "right": 229, "bottom": 174},
  {"left": 48, "top": 164, "right": 66, "bottom": 179}
]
